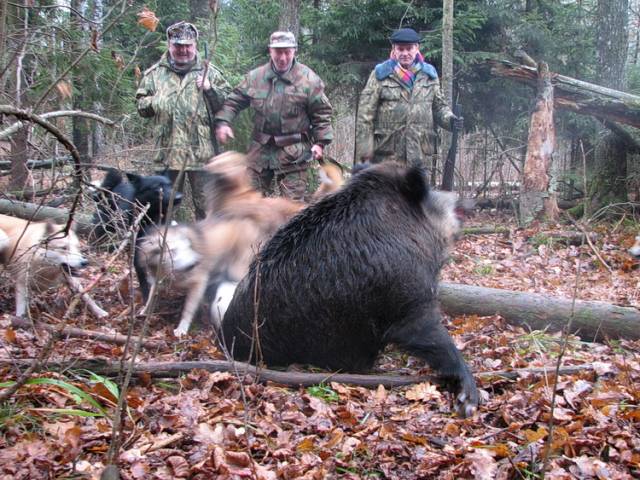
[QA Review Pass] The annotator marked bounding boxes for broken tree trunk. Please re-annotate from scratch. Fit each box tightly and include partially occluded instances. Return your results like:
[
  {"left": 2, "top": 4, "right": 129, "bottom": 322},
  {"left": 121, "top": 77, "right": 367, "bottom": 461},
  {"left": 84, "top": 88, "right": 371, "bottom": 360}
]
[
  {"left": 0, "top": 199, "right": 94, "bottom": 236},
  {"left": 438, "top": 282, "right": 640, "bottom": 342},
  {"left": 520, "top": 61, "right": 559, "bottom": 224},
  {"left": 482, "top": 60, "right": 640, "bottom": 128}
]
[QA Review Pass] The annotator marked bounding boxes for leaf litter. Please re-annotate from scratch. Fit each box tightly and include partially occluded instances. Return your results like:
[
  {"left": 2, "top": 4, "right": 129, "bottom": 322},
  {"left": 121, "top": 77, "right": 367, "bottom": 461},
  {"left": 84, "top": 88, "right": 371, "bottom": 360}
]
[{"left": 0, "top": 212, "right": 639, "bottom": 478}]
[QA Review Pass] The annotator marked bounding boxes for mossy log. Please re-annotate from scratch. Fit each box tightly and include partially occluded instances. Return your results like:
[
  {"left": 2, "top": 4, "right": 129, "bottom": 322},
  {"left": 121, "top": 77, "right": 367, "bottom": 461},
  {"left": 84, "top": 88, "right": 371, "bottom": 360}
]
[{"left": 438, "top": 282, "right": 640, "bottom": 342}]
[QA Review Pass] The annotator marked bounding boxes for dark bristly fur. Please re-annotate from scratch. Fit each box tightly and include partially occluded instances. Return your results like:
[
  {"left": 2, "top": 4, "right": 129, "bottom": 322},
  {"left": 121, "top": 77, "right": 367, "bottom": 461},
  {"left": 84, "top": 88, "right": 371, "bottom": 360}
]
[{"left": 222, "top": 162, "right": 479, "bottom": 417}]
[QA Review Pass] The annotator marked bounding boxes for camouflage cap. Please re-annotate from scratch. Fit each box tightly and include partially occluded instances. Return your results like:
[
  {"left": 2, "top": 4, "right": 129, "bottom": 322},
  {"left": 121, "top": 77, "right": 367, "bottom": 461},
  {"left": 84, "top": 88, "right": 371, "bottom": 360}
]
[
  {"left": 167, "top": 21, "right": 198, "bottom": 45},
  {"left": 268, "top": 31, "right": 297, "bottom": 48}
]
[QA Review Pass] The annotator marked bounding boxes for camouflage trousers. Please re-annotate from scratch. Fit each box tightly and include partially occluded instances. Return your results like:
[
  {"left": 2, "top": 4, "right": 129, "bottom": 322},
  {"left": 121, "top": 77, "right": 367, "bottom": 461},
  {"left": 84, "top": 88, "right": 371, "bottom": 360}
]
[
  {"left": 157, "top": 169, "right": 210, "bottom": 221},
  {"left": 248, "top": 166, "right": 313, "bottom": 202},
  {"left": 248, "top": 142, "right": 316, "bottom": 201}
]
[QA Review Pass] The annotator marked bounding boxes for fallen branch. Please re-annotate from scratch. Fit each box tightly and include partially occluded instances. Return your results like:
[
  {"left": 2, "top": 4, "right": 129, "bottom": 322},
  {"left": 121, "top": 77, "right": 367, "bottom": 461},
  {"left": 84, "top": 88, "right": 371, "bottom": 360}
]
[
  {"left": 438, "top": 282, "right": 639, "bottom": 342},
  {"left": 0, "top": 358, "right": 596, "bottom": 387},
  {"left": 65, "top": 275, "right": 109, "bottom": 319},
  {"left": 463, "top": 225, "right": 510, "bottom": 235},
  {"left": 0, "top": 111, "right": 114, "bottom": 140},
  {"left": 10, "top": 318, "right": 164, "bottom": 349},
  {"left": 0, "top": 157, "right": 71, "bottom": 171},
  {"left": 0, "top": 105, "right": 82, "bottom": 183}
]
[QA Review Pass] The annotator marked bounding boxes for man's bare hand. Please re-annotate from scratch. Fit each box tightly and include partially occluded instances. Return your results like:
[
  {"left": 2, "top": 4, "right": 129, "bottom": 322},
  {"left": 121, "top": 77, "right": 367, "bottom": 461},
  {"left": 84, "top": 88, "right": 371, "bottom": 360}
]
[
  {"left": 216, "top": 124, "right": 235, "bottom": 144},
  {"left": 311, "top": 144, "right": 324, "bottom": 160},
  {"left": 196, "top": 74, "right": 211, "bottom": 91}
]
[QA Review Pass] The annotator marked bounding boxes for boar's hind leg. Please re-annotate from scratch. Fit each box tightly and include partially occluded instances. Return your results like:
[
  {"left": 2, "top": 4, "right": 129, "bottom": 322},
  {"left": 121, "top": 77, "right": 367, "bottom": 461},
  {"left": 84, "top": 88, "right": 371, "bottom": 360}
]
[{"left": 386, "top": 308, "right": 479, "bottom": 418}]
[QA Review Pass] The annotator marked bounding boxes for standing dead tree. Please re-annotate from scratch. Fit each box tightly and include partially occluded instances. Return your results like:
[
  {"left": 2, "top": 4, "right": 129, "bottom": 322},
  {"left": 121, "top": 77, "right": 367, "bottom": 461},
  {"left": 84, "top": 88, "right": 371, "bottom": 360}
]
[{"left": 519, "top": 62, "right": 559, "bottom": 223}]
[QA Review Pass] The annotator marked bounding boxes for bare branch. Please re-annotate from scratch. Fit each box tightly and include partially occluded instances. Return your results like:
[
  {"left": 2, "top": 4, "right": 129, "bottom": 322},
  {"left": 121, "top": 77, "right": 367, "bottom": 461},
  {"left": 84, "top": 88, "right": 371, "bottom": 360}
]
[{"left": 0, "top": 109, "right": 115, "bottom": 140}]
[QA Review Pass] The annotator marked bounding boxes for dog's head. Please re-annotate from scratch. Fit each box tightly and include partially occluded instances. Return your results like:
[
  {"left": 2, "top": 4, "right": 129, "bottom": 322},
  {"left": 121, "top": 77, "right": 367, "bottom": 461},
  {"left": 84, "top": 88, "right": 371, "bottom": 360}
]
[
  {"left": 203, "top": 152, "right": 260, "bottom": 214},
  {"left": 126, "top": 172, "right": 183, "bottom": 224},
  {"left": 41, "top": 222, "right": 88, "bottom": 274},
  {"left": 138, "top": 226, "right": 201, "bottom": 275}
]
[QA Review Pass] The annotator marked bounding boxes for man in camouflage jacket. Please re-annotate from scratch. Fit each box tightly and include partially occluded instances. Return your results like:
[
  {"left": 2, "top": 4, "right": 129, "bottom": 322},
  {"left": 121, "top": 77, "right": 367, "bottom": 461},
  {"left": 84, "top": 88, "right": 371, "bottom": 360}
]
[
  {"left": 355, "top": 28, "right": 462, "bottom": 169},
  {"left": 215, "top": 31, "right": 333, "bottom": 201},
  {"left": 136, "top": 21, "right": 229, "bottom": 219}
]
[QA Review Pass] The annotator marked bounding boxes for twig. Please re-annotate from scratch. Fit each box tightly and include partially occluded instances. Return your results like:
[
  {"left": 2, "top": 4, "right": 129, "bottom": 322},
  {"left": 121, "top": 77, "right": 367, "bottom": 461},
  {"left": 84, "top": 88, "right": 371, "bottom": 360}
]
[
  {"left": 141, "top": 432, "right": 185, "bottom": 454},
  {"left": 541, "top": 231, "right": 584, "bottom": 475}
]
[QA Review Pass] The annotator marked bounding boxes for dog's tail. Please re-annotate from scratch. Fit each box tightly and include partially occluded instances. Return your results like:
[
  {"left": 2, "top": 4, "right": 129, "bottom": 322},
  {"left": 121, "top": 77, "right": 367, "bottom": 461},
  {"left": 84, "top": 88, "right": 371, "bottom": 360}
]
[{"left": 101, "top": 168, "right": 124, "bottom": 192}]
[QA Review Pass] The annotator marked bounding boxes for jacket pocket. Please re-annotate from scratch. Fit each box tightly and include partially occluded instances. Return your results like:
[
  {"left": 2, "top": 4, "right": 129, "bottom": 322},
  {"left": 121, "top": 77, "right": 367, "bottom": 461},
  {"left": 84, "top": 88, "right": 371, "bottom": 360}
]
[{"left": 283, "top": 93, "right": 307, "bottom": 118}]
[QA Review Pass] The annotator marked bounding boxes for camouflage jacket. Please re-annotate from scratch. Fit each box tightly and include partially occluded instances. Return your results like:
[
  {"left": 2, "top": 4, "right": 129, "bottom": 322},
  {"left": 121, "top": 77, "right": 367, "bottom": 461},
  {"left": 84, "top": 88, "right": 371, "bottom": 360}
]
[
  {"left": 355, "top": 59, "right": 454, "bottom": 167},
  {"left": 136, "top": 52, "right": 229, "bottom": 169},
  {"left": 216, "top": 60, "right": 333, "bottom": 152}
]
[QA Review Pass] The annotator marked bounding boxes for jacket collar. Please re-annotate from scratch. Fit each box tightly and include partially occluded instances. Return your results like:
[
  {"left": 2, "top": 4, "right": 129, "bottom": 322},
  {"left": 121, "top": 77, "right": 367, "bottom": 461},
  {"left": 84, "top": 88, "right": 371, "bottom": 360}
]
[
  {"left": 265, "top": 59, "right": 298, "bottom": 83},
  {"left": 159, "top": 52, "right": 205, "bottom": 72},
  {"left": 374, "top": 58, "right": 438, "bottom": 81}
]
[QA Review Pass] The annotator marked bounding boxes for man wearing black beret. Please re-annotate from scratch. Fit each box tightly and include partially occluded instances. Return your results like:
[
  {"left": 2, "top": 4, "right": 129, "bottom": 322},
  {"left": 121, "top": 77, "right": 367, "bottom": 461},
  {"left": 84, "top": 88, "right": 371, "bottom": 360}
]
[{"left": 355, "top": 27, "right": 462, "bottom": 168}]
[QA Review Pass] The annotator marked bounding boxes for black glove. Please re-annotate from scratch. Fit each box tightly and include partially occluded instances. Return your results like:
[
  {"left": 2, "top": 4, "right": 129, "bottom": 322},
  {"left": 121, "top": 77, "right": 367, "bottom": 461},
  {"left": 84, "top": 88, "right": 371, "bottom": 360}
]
[{"left": 450, "top": 115, "right": 464, "bottom": 131}]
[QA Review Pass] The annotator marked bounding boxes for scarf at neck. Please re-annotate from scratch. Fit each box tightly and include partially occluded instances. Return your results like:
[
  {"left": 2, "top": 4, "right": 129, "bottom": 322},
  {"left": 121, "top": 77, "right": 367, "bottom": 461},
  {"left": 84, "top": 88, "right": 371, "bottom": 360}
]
[
  {"left": 391, "top": 51, "right": 424, "bottom": 89},
  {"left": 168, "top": 56, "right": 196, "bottom": 75}
]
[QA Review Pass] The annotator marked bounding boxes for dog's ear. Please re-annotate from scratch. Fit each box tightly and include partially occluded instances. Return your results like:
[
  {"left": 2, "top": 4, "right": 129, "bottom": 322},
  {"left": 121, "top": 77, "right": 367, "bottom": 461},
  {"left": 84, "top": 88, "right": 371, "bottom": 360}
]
[
  {"left": 126, "top": 173, "right": 142, "bottom": 187},
  {"left": 159, "top": 167, "right": 171, "bottom": 179}
]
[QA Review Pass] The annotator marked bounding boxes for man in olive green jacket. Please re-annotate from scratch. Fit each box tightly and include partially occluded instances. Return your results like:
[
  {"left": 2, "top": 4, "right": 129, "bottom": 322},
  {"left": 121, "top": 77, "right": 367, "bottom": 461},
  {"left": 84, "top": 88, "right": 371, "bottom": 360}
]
[
  {"left": 136, "top": 21, "right": 229, "bottom": 219},
  {"left": 355, "top": 28, "right": 462, "bottom": 169},
  {"left": 215, "top": 31, "right": 333, "bottom": 201}
]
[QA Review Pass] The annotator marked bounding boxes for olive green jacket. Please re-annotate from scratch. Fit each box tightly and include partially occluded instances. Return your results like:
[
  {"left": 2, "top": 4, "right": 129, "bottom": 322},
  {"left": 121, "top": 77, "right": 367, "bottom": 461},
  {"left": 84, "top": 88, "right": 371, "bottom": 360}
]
[
  {"left": 215, "top": 60, "right": 333, "bottom": 171},
  {"left": 136, "top": 53, "right": 229, "bottom": 169},
  {"left": 355, "top": 61, "right": 454, "bottom": 167}
]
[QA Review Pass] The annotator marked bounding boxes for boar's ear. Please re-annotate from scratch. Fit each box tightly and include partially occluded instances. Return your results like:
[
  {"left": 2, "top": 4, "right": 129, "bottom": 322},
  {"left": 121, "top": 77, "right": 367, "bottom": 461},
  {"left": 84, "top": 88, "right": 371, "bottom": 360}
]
[{"left": 401, "top": 166, "right": 429, "bottom": 204}]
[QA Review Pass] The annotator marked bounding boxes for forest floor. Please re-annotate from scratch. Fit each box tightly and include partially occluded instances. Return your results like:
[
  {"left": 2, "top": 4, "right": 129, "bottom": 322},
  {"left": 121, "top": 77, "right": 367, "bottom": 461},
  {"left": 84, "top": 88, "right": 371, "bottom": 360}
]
[{"left": 1, "top": 209, "right": 640, "bottom": 479}]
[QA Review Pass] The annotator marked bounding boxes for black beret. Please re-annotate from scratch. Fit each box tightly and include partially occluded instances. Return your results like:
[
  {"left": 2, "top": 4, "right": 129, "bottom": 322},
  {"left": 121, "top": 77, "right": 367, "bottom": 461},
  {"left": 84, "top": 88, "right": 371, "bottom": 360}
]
[{"left": 390, "top": 28, "right": 421, "bottom": 44}]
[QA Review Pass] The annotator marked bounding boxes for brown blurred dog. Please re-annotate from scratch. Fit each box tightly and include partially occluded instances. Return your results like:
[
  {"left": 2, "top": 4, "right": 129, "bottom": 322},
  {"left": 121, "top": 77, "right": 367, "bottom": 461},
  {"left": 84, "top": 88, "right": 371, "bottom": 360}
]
[
  {"left": 138, "top": 152, "right": 344, "bottom": 337},
  {"left": 0, "top": 214, "right": 98, "bottom": 317}
]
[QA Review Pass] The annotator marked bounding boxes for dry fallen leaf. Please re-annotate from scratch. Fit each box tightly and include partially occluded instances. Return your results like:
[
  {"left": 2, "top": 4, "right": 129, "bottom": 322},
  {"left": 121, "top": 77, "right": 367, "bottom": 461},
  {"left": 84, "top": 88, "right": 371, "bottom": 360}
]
[
  {"left": 466, "top": 448, "right": 497, "bottom": 480},
  {"left": 137, "top": 6, "right": 159, "bottom": 32},
  {"left": 404, "top": 382, "right": 442, "bottom": 402},
  {"left": 56, "top": 80, "right": 72, "bottom": 100}
]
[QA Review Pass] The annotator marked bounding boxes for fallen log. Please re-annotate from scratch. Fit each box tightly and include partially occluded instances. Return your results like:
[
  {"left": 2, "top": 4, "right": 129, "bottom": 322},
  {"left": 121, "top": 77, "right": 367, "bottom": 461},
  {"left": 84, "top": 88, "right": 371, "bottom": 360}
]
[
  {"left": 0, "top": 199, "right": 94, "bottom": 236},
  {"left": 0, "top": 157, "right": 71, "bottom": 171},
  {"left": 10, "top": 318, "right": 163, "bottom": 349},
  {"left": 0, "top": 358, "right": 595, "bottom": 386},
  {"left": 438, "top": 282, "right": 640, "bottom": 342}
]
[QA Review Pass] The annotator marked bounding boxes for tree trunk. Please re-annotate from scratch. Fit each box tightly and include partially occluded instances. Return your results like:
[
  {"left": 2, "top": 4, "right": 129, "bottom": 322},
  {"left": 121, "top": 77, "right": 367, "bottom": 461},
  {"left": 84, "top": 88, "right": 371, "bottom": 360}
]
[
  {"left": 519, "top": 61, "right": 558, "bottom": 224},
  {"left": 278, "top": 0, "right": 301, "bottom": 39},
  {"left": 438, "top": 282, "right": 640, "bottom": 342},
  {"left": 8, "top": 127, "right": 28, "bottom": 191},
  {"left": 0, "top": 0, "right": 7, "bottom": 94},
  {"left": 589, "top": 0, "right": 630, "bottom": 213},
  {"left": 483, "top": 60, "right": 640, "bottom": 128},
  {"left": 440, "top": 0, "right": 455, "bottom": 190}
]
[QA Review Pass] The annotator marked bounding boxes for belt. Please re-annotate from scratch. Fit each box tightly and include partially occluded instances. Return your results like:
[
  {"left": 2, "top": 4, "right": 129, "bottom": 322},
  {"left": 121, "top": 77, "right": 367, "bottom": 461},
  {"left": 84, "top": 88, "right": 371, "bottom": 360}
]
[{"left": 253, "top": 131, "right": 309, "bottom": 147}]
